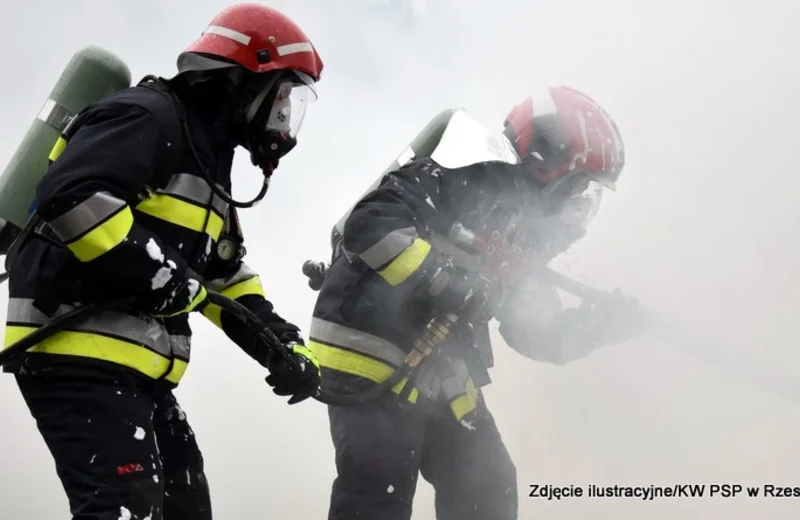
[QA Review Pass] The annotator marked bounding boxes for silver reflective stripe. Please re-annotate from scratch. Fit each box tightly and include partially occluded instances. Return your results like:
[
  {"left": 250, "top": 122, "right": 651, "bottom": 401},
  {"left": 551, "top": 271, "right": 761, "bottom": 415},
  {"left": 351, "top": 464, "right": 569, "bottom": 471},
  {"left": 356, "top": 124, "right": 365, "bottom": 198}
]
[
  {"left": 37, "top": 98, "right": 75, "bottom": 133},
  {"left": 47, "top": 192, "right": 126, "bottom": 242},
  {"left": 310, "top": 317, "right": 406, "bottom": 367},
  {"left": 358, "top": 227, "right": 418, "bottom": 269},
  {"left": 159, "top": 174, "right": 229, "bottom": 216},
  {"left": 206, "top": 262, "right": 258, "bottom": 292},
  {"left": 414, "top": 359, "right": 442, "bottom": 401},
  {"left": 439, "top": 357, "right": 471, "bottom": 400},
  {"left": 8, "top": 298, "right": 180, "bottom": 359}
]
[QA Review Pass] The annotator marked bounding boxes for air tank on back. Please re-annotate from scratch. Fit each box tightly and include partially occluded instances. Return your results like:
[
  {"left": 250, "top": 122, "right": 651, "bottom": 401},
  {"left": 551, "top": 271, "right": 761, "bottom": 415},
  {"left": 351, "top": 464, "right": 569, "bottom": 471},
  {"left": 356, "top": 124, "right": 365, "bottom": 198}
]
[{"left": 0, "top": 46, "right": 131, "bottom": 230}]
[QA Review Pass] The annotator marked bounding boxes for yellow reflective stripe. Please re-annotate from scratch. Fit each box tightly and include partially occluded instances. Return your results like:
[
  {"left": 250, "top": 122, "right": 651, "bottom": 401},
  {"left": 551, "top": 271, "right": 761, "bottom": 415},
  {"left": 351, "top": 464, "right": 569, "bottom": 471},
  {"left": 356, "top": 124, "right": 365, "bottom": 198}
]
[
  {"left": 449, "top": 377, "right": 479, "bottom": 421},
  {"left": 135, "top": 194, "right": 224, "bottom": 241},
  {"left": 292, "top": 344, "right": 321, "bottom": 372},
  {"left": 377, "top": 237, "right": 431, "bottom": 286},
  {"left": 220, "top": 276, "right": 265, "bottom": 300},
  {"left": 201, "top": 303, "right": 224, "bottom": 329},
  {"left": 309, "top": 340, "right": 418, "bottom": 402},
  {"left": 48, "top": 136, "right": 67, "bottom": 162},
  {"left": 164, "top": 359, "right": 189, "bottom": 384},
  {"left": 4, "top": 325, "right": 188, "bottom": 383},
  {"left": 66, "top": 206, "right": 134, "bottom": 262},
  {"left": 202, "top": 276, "right": 265, "bottom": 329}
]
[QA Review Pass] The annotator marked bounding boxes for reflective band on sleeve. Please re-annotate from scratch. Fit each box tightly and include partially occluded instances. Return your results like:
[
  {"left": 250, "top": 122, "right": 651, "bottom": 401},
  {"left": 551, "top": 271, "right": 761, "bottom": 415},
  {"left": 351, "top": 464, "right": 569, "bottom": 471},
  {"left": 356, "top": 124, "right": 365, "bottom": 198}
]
[
  {"left": 62, "top": 205, "right": 134, "bottom": 262},
  {"left": 202, "top": 275, "right": 264, "bottom": 328},
  {"left": 48, "top": 191, "right": 128, "bottom": 242},
  {"left": 201, "top": 303, "right": 224, "bottom": 329},
  {"left": 221, "top": 275, "right": 264, "bottom": 300},
  {"left": 206, "top": 263, "right": 260, "bottom": 292},
  {"left": 359, "top": 227, "right": 417, "bottom": 269},
  {"left": 377, "top": 237, "right": 432, "bottom": 286}
]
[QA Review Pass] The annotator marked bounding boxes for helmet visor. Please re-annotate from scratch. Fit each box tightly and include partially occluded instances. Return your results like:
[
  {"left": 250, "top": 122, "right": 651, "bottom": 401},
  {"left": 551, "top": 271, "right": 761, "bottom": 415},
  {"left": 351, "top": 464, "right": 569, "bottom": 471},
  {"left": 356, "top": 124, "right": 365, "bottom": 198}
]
[{"left": 244, "top": 71, "right": 317, "bottom": 140}]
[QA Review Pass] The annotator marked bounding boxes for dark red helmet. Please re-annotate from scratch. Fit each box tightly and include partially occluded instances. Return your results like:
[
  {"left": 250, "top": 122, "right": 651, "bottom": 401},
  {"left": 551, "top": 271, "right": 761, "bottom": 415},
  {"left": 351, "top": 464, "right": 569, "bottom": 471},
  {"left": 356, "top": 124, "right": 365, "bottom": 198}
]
[{"left": 503, "top": 86, "right": 625, "bottom": 191}]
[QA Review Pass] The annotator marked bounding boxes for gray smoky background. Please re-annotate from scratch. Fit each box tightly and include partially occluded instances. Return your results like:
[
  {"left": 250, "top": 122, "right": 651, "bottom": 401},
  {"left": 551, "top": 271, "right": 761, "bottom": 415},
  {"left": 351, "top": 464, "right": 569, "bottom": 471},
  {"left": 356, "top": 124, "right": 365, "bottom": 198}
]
[{"left": 0, "top": 0, "right": 799, "bottom": 518}]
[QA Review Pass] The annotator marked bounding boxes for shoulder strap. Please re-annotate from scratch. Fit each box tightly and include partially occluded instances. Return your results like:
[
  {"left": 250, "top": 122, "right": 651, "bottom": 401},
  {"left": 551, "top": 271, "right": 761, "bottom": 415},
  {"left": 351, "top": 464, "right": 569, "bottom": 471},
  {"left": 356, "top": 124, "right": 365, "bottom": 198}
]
[{"left": 136, "top": 75, "right": 186, "bottom": 191}]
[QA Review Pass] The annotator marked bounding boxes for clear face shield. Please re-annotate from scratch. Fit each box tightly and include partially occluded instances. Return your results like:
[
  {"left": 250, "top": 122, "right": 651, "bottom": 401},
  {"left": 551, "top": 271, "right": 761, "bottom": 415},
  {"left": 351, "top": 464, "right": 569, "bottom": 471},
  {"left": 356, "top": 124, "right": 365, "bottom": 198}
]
[
  {"left": 241, "top": 70, "right": 317, "bottom": 174},
  {"left": 524, "top": 176, "right": 604, "bottom": 262}
]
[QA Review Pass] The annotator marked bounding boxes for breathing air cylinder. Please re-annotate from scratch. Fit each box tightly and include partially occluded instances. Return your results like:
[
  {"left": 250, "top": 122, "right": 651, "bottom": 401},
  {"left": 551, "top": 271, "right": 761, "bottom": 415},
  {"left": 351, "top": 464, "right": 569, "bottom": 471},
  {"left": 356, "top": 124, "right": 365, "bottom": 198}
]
[
  {"left": 0, "top": 45, "right": 131, "bottom": 230},
  {"left": 329, "top": 108, "right": 458, "bottom": 256}
]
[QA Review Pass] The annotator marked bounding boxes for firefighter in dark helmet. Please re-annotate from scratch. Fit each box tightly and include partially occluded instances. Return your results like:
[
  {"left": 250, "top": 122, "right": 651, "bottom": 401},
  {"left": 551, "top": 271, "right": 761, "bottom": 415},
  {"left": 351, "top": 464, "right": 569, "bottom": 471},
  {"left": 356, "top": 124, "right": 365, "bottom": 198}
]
[
  {"left": 308, "top": 86, "right": 645, "bottom": 520},
  {"left": 2, "top": 4, "right": 323, "bottom": 519}
]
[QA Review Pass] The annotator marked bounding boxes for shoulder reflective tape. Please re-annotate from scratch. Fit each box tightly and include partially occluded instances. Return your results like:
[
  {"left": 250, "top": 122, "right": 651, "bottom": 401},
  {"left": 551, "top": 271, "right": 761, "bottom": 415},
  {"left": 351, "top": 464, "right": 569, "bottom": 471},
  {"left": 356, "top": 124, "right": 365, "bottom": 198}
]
[
  {"left": 359, "top": 226, "right": 417, "bottom": 269},
  {"left": 276, "top": 42, "right": 314, "bottom": 56},
  {"left": 204, "top": 25, "right": 251, "bottom": 45},
  {"left": 310, "top": 317, "right": 406, "bottom": 366},
  {"left": 377, "top": 237, "right": 432, "bottom": 286},
  {"left": 37, "top": 99, "right": 76, "bottom": 133}
]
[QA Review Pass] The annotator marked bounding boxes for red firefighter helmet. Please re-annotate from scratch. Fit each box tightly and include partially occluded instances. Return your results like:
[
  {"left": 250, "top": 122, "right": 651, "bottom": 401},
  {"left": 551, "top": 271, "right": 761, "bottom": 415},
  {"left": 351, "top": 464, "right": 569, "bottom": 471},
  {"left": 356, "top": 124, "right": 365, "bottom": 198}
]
[
  {"left": 175, "top": 3, "right": 325, "bottom": 177},
  {"left": 502, "top": 86, "right": 625, "bottom": 192},
  {"left": 178, "top": 3, "right": 323, "bottom": 83}
]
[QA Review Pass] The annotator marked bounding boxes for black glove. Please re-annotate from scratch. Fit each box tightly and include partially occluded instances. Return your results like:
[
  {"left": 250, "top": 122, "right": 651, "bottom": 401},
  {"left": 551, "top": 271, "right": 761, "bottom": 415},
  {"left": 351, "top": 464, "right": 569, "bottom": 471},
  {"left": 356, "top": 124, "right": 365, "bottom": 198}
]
[{"left": 265, "top": 340, "right": 321, "bottom": 405}]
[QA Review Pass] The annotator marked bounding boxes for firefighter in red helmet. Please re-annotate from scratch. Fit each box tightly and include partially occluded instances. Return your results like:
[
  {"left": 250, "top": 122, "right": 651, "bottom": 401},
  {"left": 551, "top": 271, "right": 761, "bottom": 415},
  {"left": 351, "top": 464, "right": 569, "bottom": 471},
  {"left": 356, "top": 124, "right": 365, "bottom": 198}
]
[
  {"left": 307, "top": 86, "right": 644, "bottom": 519},
  {"left": 3, "top": 4, "right": 323, "bottom": 519}
]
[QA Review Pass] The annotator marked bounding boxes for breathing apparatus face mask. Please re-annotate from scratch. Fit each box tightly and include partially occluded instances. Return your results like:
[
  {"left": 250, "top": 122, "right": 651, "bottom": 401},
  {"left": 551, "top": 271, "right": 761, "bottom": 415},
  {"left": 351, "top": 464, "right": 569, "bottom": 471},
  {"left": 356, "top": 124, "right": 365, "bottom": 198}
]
[
  {"left": 238, "top": 70, "right": 316, "bottom": 176},
  {"left": 524, "top": 173, "right": 603, "bottom": 261}
]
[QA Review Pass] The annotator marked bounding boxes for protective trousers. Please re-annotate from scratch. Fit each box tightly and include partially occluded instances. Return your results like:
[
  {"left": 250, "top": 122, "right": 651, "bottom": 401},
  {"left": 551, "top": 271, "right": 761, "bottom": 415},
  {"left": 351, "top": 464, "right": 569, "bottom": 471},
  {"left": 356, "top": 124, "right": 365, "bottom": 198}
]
[
  {"left": 326, "top": 391, "right": 518, "bottom": 520},
  {"left": 15, "top": 373, "right": 212, "bottom": 520}
]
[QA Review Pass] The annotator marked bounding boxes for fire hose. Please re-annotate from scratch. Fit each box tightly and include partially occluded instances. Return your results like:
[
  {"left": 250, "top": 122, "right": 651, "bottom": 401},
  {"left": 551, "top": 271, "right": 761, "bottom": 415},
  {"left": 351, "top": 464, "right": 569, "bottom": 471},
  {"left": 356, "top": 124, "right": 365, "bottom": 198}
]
[
  {"left": 465, "top": 226, "right": 800, "bottom": 407},
  {"left": 307, "top": 221, "right": 800, "bottom": 408}
]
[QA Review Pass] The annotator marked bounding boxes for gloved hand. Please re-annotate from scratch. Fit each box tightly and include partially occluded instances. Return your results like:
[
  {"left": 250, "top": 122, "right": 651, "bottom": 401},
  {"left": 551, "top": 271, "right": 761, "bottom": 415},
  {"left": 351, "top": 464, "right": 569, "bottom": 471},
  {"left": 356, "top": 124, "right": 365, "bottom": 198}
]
[
  {"left": 578, "top": 289, "right": 649, "bottom": 346},
  {"left": 265, "top": 340, "right": 321, "bottom": 404},
  {"left": 302, "top": 260, "right": 328, "bottom": 291}
]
